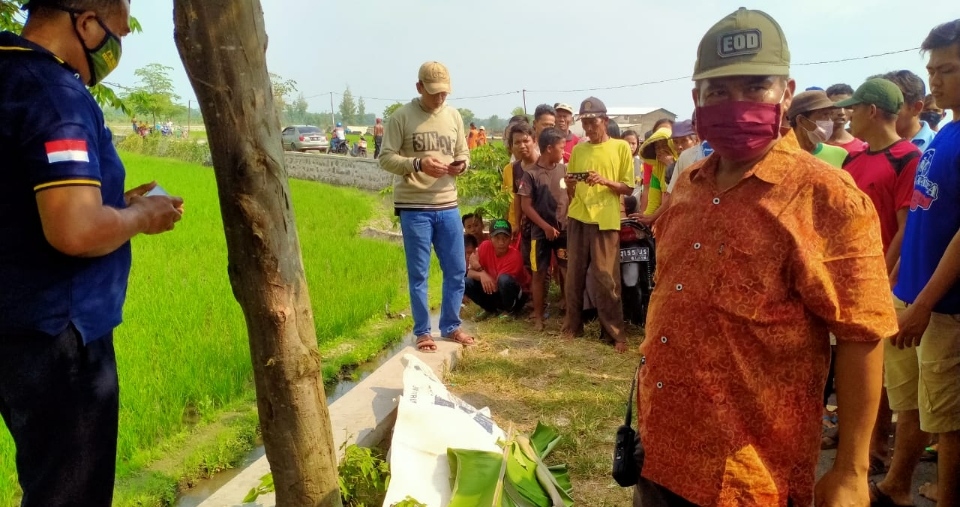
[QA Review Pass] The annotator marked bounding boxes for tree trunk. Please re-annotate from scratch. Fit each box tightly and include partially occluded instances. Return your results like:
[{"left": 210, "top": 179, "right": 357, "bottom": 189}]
[{"left": 172, "top": 2, "right": 342, "bottom": 506}]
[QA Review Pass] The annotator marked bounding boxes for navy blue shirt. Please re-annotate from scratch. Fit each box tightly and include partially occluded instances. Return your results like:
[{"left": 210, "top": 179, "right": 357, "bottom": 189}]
[
  {"left": 0, "top": 32, "right": 130, "bottom": 343},
  {"left": 894, "top": 120, "right": 960, "bottom": 314}
]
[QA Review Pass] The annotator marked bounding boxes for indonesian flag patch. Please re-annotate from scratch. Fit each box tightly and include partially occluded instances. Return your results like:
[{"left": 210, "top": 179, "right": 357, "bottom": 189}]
[{"left": 45, "top": 139, "right": 90, "bottom": 164}]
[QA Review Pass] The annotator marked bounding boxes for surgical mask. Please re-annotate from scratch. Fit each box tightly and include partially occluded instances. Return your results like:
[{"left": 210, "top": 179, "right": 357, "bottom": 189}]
[
  {"left": 802, "top": 119, "right": 834, "bottom": 144},
  {"left": 58, "top": 7, "right": 123, "bottom": 86},
  {"left": 695, "top": 93, "right": 785, "bottom": 162}
]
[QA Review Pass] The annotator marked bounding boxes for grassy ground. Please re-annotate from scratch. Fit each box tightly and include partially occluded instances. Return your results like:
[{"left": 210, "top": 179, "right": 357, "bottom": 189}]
[
  {"left": 446, "top": 303, "right": 643, "bottom": 506},
  {"left": 0, "top": 153, "right": 431, "bottom": 506}
]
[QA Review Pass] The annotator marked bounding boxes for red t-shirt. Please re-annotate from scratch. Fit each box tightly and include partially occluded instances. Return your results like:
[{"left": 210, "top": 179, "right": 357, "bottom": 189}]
[
  {"left": 841, "top": 139, "right": 921, "bottom": 252},
  {"left": 833, "top": 137, "right": 869, "bottom": 156},
  {"left": 477, "top": 240, "right": 531, "bottom": 287},
  {"left": 563, "top": 133, "right": 580, "bottom": 163}
]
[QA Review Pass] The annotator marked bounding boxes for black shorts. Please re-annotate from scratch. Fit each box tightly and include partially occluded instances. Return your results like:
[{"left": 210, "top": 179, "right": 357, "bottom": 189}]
[{"left": 525, "top": 235, "right": 568, "bottom": 273}]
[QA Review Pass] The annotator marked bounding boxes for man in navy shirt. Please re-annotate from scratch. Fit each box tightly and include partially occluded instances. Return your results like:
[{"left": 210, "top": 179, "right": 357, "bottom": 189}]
[
  {"left": 0, "top": 1, "right": 183, "bottom": 505},
  {"left": 888, "top": 18, "right": 960, "bottom": 507}
]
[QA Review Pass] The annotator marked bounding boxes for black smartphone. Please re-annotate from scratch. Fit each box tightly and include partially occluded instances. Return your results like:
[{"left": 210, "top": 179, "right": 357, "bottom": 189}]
[{"left": 569, "top": 172, "right": 590, "bottom": 181}]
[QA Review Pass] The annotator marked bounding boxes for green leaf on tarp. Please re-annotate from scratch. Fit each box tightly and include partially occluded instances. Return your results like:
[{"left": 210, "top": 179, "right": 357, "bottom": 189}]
[
  {"left": 448, "top": 420, "right": 574, "bottom": 507},
  {"left": 505, "top": 441, "right": 552, "bottom": 506},
  {"left": 515, "top": 436, "right": 574, "bottom": 507},
  {"left": 503, "top": 481, "right": 540, "bottom": 507},
  {"left": 447, "top": 448, "right": 504, "bottom": 507},
  {"left": 529, "top": 422, "right": 561, "bottom": 459},
  {"left": 546, "top": 465, "right": 573, "bottom": 496}
]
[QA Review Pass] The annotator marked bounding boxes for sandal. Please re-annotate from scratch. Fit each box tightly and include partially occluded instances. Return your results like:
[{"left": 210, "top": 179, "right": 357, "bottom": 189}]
[
  {"left": 869, "top": 481, "right": 915, "bottom": 507},
  {"left": 416, "top": 334, "right": 437, "bottom": 353},
  {"left": 443, "top": 328, "right": 476, "bottom": 346}
]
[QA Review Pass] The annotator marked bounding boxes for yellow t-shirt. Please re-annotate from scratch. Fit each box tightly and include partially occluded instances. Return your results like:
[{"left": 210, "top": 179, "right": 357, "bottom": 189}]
[{"left": 567, "top": 139, "right": 634, "bottom": 230}]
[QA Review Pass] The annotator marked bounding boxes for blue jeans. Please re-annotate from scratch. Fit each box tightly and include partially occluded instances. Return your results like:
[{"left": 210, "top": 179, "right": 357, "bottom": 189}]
[{"left": 399, "top": 209, "right": 466, "bottom": 337}]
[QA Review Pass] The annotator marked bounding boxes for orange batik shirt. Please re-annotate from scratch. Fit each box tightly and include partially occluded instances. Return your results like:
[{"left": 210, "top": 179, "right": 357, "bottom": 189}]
[{"left": 637, "top": 133, "right": 898, "bottom": 507}]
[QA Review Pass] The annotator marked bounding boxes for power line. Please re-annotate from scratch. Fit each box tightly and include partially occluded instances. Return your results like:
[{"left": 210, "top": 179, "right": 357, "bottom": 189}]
[
  {"left": 454, "top": 46, "right": 923, "bottom": 100},
  {"left": 161, "top": 45, "right": 921, "bottom": 109},
  {"left": 456, "top": 90, "right": 522, "bottom": 100},
  {"left": 527, "top": 76, "right": 690, "bottom": 94},
  {"left": 793, "top": 47, "right": 920, "bottom": 66}
]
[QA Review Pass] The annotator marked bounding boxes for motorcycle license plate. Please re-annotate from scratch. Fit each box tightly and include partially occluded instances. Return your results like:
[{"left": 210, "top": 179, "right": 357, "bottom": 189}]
[{"left": 620, "top": 247, "right": 649, "bottom": 263}]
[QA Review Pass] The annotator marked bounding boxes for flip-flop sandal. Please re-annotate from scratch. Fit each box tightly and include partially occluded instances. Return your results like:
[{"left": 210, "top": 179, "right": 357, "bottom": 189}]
[
  {"left": 416, "top": 335, "right": 437, "bottom": 353},
  {"left": 869, "top": 480, "right": 915, "bottom": 507},
  {"left": 443, "top": 329, "right": 476, "bottom": 347}
]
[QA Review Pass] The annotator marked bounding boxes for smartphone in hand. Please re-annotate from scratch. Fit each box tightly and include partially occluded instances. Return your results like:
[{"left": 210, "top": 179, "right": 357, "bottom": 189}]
[
  {"left": 145, "top": 185, "right": 169, "bottom": 197},
  {"left": 448, "top": 160, "right": 467, "bottom": 175}
]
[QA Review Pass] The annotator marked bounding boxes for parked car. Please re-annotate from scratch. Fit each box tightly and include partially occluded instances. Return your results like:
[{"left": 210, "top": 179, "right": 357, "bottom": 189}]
[{"left": 281, "top": 125, "right": 329, "bottom": 153}]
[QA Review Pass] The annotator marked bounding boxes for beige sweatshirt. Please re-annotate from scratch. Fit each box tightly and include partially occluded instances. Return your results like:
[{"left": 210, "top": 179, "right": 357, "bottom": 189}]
[{"left": 379, "top": 99, "right": 470, "bottom": 211}]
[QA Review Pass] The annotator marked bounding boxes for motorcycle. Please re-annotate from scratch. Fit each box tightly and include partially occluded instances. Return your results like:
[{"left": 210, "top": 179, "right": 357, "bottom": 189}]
[
  {"left": 329, "top": 137, "right": 349, "bottom": 155},
  {"left": 350, "top": 142, "right": 368, "bottom": 158},
  {"left": 619, "top": 218, "right": 656, "bottom": 326}
]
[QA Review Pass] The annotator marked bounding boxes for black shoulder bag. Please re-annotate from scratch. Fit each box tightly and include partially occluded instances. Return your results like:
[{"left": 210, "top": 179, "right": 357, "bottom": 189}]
[{"left": 612, "top": 361, "right": 644, "bottom": 487}]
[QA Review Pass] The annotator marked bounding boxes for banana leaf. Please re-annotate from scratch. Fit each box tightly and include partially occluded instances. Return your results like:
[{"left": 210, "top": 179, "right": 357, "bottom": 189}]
[
  {"left": 529, "top": 422, "right": 561, "bottom": 459},
  {"left": 447, "top": 449, "right": 504, "bottom": 507},
  {"left": 448, "top": 422, "right": 573, "bottom": 507}
]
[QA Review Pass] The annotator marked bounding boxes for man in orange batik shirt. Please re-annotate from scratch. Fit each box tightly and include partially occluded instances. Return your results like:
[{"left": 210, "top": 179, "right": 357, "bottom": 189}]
[{"left": 634, "top": 8, "right": 897, "bottom": 507}]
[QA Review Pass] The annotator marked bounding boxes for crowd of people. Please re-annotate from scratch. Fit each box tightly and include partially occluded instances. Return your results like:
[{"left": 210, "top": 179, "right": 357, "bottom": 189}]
[
  {"left": 3, "top": 0, "right": 956, "bottom": 505},
  {"left": 379, "top": 9, "right": 959, "bottom": 507}
]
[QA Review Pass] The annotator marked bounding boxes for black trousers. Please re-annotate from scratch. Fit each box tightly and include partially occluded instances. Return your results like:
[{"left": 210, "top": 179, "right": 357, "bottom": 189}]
[
  {"left": 633, "top": 478, "right": 800, "bottom": 506},
  {"left": 0, "top": 326, "right": 119, "bottom": 507},
  {"left": 465, "top": 274, "right": 525, "bottom": 314},
  {"left": 374, "top": 135, "right": 383, "bottom": 159}
]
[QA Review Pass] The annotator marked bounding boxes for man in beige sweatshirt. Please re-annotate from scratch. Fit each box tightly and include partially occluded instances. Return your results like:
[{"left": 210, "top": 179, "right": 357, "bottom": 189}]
[{"left": 379, "top": 61, "right": 474, "bottom": 352}]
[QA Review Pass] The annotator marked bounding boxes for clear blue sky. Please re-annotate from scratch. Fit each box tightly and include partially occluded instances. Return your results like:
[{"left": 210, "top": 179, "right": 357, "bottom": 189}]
[{"left": 109, "top": 0, "right": 960, "bottom": 121}]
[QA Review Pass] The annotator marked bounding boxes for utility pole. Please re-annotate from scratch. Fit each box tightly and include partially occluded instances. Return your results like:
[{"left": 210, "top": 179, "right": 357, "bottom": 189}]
[
  {"left": 186, "top": 99, "right": 192, "bottom": 138},
  {"left": 522, "top": 89, "right": 527, "bottom": 115},
  {"left": 330, "top": 92, "right": 336, "bottom": 127}
]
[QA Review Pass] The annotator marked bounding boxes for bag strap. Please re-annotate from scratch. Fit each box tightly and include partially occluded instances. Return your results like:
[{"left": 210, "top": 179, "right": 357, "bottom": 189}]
[{"left": 624, "top": 361, "right": 641, "bottom": 427}]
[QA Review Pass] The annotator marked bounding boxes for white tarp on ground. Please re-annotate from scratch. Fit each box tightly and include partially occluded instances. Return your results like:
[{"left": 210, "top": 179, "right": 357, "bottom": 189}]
[{"left": 382, "top": 354, "right": 506, "bottom": 507}]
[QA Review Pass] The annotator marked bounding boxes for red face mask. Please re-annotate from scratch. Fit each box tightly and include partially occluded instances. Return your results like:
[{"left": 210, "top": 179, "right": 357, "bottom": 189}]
[{"left": 695, "top": 99, "right": 783, "bottom": 162}]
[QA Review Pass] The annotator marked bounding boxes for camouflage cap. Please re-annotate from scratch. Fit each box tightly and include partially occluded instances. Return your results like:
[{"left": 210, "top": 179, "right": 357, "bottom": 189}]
[{"left": 692, "top": 8, "right": 790, "bottom": 81}]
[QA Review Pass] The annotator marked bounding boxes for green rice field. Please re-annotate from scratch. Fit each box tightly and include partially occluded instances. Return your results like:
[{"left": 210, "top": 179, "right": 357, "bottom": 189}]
[{"left": 0, "top": 152, "right": 423, "bottom": 505}]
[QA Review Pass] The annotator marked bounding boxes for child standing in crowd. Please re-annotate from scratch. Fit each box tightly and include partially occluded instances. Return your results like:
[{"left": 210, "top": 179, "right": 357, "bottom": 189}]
[
  {"left": 508, "top": 123, "right": 540, "bottom": 280},
  {"left": 517, "top": 128, "right": 569, "bottom": 331}
]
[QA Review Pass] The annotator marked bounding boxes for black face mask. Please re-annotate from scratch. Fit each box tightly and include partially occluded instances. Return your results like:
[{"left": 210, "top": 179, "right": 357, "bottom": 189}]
[{"left": 920, "top": 111, "right": 944, "bottom": 128}]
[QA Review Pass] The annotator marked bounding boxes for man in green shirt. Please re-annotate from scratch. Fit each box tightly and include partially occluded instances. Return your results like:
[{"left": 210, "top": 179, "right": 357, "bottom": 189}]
[{"left": 787, "top": 90, "right": 848, "bottom": 168}]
